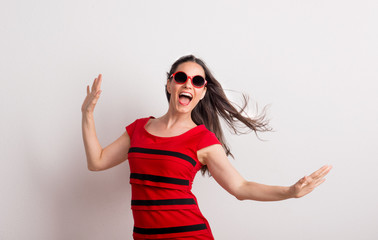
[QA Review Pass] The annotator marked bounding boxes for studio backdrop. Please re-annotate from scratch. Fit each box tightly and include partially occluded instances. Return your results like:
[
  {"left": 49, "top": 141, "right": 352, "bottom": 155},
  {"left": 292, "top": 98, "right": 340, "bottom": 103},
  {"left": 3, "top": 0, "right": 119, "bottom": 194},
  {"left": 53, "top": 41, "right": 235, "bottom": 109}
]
[{"left": 1, "top": 0, "right": 377, "bottom": 239}]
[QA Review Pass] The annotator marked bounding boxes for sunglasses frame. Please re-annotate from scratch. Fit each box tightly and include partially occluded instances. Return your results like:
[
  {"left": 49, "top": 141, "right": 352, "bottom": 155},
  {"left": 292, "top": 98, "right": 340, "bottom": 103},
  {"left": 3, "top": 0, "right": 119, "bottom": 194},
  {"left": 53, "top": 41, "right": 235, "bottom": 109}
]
[{"left": 170, "top": 71, "right": 207, "bottom": 88}]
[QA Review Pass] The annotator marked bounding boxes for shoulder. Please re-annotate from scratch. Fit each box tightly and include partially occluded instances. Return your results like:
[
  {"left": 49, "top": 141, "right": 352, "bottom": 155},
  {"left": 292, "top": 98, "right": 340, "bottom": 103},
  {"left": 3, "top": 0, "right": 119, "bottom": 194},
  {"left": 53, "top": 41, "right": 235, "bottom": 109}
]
[
  {"left": 125, "top": 116, "right": 152, "bottom": 137},
  {"left": 194, "top": 125, "right": 216, "bottom": 137},
  {"left": 195, "top": 125, "right": 221, "bottom": 150},
  {"left": 136, "top": 116, "right": 154, "bottom": 123},
  {"left": 127, "top": 116, "right": 152, "bottom": 126}
]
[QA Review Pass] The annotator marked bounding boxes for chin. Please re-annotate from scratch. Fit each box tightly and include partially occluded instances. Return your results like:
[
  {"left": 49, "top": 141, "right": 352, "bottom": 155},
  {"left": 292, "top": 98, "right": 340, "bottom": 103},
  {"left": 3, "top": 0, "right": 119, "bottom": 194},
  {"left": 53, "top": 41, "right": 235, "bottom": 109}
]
[{"left": 176, "top": 107, "right": 193, "bottom": 114}]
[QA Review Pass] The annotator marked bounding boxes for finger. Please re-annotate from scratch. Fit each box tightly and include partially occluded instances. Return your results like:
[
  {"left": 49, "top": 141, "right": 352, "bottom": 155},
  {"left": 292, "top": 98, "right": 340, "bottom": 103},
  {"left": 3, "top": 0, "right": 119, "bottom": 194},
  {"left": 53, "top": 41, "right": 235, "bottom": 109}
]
[
  {"left": 320, "top": 165, "right": 332, "bottom": 178},
  {"left": 92, "top": 74, "right": 102, "bottom": 93},
  {"left": 90, "top": 90, "right": 101, "bottom": 104},
  {"left": 96, "top": 74, "right": 102, "bottom": 92},
  {"left": 313, "top": 165, "right": 332, "bottom": 180},
  {"left": 313, "top": 178, "right": 326, "bottom": 188},
  {"left": 310, "top": 177, "right": 324, "bottom": 188},
  {"left": 297, "top": 176, "right": 307, "bottom": 188},
  {"left": 300, "top": 176, "right": 307, "bottom": 183},
  {"left": 313, "top": 167, "right": 332, "bottom": 184},
  {"left": 91, "top": 77, "right": 97, "bottom": 92},
  {"left": 87, "top": 85, "right": 90, "bottom": 95},
  {"left": 310, "top": 165, "right": 330, "bottom": 179}
]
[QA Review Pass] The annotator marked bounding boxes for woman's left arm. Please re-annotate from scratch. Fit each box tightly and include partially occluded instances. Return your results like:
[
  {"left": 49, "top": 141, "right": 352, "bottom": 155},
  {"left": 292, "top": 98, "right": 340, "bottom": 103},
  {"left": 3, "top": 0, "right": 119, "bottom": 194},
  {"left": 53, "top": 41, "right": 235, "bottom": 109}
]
[{"left": 198, "top": 144, "right": 332, "bottom": 201}]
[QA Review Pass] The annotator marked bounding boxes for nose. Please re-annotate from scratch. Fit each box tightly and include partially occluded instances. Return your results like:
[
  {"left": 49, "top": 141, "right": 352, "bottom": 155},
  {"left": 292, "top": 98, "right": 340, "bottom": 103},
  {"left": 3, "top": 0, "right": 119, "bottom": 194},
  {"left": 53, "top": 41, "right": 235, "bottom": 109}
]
[{"left": 183, "top": 77, "right": 193, "bottom": 88}]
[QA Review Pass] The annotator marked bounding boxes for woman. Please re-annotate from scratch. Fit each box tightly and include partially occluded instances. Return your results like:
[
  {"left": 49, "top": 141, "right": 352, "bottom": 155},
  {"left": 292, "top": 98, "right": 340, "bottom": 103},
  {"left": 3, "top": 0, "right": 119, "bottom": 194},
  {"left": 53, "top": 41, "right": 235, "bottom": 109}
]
[{"left": 81, "top": 55, "right": 332, "bottom": 239}]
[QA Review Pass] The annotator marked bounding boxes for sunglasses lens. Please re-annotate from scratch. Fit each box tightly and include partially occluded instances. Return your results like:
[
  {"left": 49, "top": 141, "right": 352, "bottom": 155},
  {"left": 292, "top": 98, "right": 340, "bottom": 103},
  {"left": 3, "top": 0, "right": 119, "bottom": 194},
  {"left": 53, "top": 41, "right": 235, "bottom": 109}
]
[
  {"left": 174, "top": 72, "right": 187, "bottom": 83},
  {"left": 192, "top": 76, "right": 205, "bottom": 87}
]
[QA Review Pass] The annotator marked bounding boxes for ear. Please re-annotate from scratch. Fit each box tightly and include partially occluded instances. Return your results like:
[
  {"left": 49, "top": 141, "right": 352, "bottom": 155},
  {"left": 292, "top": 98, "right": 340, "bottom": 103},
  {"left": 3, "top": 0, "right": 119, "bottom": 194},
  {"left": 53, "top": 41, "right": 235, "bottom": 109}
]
[{"left": 166, "top": 79, "right": 172, "bottom": 94}]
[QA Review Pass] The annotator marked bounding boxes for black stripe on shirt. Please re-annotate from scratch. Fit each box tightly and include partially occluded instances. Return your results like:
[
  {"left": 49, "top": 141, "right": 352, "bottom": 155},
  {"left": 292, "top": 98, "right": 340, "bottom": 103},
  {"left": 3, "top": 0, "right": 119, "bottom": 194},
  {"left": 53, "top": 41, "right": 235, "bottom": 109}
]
[
  {"left": 128, "top": 147, "right": 197, "bottom": 167},
  {"left": 131, "top": 198, "right": 196, "bottom": 206},
  {"left": 133, "top": 223, "right": 207, "bottom": 235},
  {"left": 130, "top": 173, "right": 189, "bottom": 186}
]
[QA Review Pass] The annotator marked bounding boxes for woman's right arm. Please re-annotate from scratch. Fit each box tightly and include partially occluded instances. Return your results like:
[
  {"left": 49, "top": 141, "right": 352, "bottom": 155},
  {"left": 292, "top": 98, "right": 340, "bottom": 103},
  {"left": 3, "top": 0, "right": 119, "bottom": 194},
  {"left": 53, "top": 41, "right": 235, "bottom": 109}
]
[{"left": 81, "top": 74, "right": 130, "bottom": 171}]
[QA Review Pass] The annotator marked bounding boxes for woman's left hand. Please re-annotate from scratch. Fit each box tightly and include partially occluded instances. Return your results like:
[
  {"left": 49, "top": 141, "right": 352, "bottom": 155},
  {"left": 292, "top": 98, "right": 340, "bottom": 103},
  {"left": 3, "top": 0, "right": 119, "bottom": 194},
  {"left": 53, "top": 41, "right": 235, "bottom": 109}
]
[{"left": 290, "top": 165, "right": 333, "bottom": 198}]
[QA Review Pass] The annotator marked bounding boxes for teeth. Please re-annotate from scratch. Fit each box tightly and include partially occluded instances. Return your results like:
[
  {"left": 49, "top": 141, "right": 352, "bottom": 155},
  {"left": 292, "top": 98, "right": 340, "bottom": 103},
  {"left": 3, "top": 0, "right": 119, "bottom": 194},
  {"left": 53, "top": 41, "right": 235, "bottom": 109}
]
[{"left": 180, "top": 92, "right": 192, "bottom": 99}]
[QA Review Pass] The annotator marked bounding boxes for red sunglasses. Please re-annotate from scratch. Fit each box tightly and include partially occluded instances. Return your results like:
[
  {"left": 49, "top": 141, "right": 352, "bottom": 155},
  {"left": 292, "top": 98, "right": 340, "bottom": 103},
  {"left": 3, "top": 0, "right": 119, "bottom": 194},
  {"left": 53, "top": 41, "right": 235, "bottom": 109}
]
[{"left": 170, "top": 71, "right": 207, "bottom": 88}]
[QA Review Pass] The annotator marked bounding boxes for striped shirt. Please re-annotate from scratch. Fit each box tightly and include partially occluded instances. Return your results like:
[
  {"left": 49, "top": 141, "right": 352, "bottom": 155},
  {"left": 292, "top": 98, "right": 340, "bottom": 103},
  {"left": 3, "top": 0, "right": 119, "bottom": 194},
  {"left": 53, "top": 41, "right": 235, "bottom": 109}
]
[{"left": 126, "top": 117, "right": 220, "bottom": 239}]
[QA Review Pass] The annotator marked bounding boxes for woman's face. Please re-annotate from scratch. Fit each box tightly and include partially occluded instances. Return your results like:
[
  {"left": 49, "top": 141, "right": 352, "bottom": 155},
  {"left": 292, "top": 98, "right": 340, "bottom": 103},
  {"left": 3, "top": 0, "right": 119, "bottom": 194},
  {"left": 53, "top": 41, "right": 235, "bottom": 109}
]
[{"left": 166, "top": 61, "right": 207, "bottom": 115}]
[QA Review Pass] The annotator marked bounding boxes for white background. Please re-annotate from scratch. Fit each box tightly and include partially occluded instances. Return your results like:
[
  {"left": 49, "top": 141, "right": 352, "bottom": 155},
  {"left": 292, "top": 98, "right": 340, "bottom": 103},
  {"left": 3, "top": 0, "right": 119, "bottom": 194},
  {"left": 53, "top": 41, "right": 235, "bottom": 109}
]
[{"left": 1, "top": 0, "right": 377, "bottom": 239}]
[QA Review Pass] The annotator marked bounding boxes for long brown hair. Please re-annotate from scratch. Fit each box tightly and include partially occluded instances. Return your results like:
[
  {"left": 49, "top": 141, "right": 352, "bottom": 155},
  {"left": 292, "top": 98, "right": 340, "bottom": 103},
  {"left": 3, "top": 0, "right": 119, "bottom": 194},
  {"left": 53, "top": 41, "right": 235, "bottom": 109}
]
[{"left": 165, "top": 55, "right": 271, "bottom": 175}]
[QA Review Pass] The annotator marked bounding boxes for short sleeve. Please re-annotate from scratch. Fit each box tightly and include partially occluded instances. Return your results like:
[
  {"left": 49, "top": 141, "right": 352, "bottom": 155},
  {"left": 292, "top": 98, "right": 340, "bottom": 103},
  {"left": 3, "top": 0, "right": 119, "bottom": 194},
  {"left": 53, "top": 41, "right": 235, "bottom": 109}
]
[
  {"left": 125, "top": 119, "right": 138, "bottom": 139},
  {"left": 197, "top": 130, "right": 221, "bottom": 150}
]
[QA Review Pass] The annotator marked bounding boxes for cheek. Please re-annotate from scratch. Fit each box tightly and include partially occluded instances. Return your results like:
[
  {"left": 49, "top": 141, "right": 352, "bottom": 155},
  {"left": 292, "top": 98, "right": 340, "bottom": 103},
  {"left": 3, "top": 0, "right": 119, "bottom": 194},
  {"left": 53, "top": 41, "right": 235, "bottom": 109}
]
[
  {"left": 167, "top": 82, "right": 182, "bottom": 97},
  {"left": 199, "top": 88, "right": 207, "bottom": 100},
  {"left": 194, "top": 89, "right": 206, "bottom": 102}
]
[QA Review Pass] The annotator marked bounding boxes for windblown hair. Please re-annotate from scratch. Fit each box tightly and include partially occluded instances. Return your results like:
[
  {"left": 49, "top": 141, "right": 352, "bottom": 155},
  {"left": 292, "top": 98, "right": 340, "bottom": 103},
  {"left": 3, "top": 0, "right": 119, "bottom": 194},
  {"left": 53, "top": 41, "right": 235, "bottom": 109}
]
[{"left": 165, "top": 55, "right": 271, "bottom": 175}]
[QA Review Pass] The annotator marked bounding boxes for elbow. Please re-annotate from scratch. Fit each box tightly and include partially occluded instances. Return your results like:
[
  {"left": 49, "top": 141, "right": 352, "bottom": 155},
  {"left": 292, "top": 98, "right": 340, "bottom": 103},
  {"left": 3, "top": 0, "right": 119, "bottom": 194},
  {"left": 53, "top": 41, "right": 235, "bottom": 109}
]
[
  {"left": 88, "top": 165, "right": 99, "bottom": 171},
  {"left": 234, "top": 193, "right": 246, "bottom": 201},
  {"left": 87, "top": 160, "right": 103, "bottom": 171},
  {"left": 231, "top": 188, "right": 246, "bottom": 201},
  {"left": 232, "top": 181, "right": 248, "bottom": 201},
  {"left": 87, "top": 150, "right": 104, "bottom": 171}
]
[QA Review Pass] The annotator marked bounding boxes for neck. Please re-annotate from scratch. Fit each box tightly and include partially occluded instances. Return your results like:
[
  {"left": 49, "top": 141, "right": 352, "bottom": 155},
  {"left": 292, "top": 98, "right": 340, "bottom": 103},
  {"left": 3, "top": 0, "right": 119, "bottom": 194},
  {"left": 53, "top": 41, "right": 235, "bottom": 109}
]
[{"left": 158, "top": 109, "right": 195, "bottom": 129}]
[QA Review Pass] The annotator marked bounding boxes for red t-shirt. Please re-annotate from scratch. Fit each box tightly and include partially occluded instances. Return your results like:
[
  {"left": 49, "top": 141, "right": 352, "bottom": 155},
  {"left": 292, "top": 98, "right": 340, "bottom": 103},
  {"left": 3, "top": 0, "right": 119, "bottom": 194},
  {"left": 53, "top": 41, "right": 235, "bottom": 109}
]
[{"left": 126, "top": 117, "right": 221, "bottom": 239}]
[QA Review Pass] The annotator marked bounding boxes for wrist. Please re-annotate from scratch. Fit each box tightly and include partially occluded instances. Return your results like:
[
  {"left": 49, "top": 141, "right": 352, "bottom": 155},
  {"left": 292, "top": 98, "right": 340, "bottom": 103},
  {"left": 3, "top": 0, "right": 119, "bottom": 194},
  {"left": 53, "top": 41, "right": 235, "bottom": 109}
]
[
  {"left": 82, "top": 111, "right": 94, "bottom": 118},
  {"left": 286, "top": 185, "right": 296, "bottom": 199}
]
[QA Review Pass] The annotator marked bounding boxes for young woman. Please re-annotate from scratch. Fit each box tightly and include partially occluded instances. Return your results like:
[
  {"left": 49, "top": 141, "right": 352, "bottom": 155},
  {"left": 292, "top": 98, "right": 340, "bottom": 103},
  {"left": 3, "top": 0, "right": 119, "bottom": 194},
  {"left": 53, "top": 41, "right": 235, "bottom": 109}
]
[{"left": 81, "top": 55, "right": 332, "bottom": 240}]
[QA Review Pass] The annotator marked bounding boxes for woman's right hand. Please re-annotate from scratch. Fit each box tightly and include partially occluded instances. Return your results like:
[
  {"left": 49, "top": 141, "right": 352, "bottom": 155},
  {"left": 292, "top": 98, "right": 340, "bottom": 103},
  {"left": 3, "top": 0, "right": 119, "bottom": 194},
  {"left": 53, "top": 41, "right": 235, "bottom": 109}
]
[{"left": 81, "top": 74, "right": 102, "bottom": 114}]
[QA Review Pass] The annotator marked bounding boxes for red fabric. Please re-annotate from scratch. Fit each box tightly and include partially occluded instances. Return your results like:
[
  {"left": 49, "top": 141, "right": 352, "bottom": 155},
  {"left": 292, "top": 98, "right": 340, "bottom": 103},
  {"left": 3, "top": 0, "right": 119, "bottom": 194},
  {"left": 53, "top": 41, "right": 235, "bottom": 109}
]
[{"left": 125, "top": 117, "right": 221, "bottom": 239}]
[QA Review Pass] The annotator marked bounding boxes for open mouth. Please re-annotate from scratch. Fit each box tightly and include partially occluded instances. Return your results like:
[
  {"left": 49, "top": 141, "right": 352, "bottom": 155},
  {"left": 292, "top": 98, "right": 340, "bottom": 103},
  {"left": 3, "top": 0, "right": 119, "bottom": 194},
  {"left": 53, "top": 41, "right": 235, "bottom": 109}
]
[{"left": 178, "top": 92, "right": 193, "bottom": 106}]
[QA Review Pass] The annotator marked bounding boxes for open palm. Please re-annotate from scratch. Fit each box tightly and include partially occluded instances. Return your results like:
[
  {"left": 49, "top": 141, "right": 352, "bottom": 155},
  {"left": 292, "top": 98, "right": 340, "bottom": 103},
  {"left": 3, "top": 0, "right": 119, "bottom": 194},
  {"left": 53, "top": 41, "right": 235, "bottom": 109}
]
[
  {"left": 290, "top": 165, "right": 332, "bottom": 198},
  {"left": 81, "top": 74, "right": 102, "bottom": 114}
]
